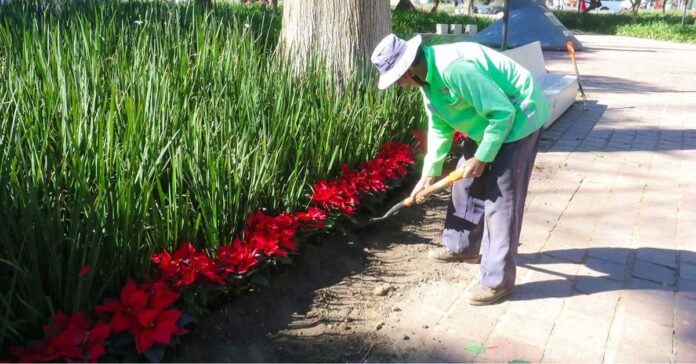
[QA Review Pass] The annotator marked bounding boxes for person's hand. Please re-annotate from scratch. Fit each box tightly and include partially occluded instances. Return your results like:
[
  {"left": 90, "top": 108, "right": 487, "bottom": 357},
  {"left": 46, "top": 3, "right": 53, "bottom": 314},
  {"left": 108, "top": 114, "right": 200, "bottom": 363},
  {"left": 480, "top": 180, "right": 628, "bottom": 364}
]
[
  {"left": 409, "top": 175, "right": 436, "bottom": 204},
  {"left": 460, "top": 157, "right": 487, "bottom": 179}
]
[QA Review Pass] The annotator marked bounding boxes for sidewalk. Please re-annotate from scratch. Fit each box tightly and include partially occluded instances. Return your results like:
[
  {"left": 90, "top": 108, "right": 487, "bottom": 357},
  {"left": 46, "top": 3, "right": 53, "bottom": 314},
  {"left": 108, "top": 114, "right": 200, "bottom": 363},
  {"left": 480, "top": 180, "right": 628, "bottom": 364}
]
[{"left": 401, "top": 34, "right": 696, "bottom": 363}]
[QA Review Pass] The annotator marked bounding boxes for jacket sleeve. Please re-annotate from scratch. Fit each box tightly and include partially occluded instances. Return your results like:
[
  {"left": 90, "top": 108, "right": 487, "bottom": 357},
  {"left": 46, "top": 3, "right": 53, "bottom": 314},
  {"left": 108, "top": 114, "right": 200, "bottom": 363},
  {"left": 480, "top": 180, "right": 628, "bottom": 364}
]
[
  {"left": 442, "top": 61, "right": 516, "bottom": 163},
  {"left": 420, "top": 90, "right": 454, "bottom": 177}
]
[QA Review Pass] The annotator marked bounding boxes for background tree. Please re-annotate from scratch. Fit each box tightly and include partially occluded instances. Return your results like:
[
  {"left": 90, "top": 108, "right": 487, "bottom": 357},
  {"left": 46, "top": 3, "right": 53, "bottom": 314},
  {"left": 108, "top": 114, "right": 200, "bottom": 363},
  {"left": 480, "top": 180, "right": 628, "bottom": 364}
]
[
  {"left": 628, "top": 0, "right": 642, "bottom": 14},
  {"left": 430, "top": 0, "right": 441, "bottom": 13},
  {"left": 280, "top": 0, "right": 391, "bottom": 86},
  {"left": 395, "top": 0, "right": 417, "bottom": 11},
  {"left": 463, "top": 0, "right": 476, "bottom": 14}
]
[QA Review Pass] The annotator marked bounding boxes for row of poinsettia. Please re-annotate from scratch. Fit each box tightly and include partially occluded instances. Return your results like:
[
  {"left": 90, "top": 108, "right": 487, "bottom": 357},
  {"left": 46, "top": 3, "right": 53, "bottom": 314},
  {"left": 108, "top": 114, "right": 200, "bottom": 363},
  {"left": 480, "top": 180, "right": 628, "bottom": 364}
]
[{"left": 8, "top": 142, "right": 416, "bottom": 363}]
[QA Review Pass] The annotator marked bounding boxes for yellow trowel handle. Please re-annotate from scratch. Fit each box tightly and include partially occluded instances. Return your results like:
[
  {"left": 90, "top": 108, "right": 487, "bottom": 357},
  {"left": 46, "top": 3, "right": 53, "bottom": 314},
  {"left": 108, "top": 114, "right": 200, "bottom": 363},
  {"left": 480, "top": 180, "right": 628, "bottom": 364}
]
[{"left": 403, "top": 168, "right": 466, "bottom": 207}]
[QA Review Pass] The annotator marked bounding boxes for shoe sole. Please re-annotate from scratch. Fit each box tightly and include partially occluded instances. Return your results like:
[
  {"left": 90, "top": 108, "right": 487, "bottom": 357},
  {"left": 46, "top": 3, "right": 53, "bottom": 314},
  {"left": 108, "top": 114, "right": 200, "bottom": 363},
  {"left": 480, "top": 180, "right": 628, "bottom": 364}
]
[
  {"left": 428, "top": 254, "right": 481, "bottom": 264},
  {"left": 466, "top": 289, "right": 513, "bottom": 306}
]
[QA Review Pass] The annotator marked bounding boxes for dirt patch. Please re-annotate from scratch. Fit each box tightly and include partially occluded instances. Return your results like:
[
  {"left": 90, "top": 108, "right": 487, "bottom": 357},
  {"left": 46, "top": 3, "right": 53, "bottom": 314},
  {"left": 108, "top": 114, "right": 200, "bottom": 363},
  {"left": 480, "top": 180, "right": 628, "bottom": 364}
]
[{"left": 172, "top": 189, "right": 480, "bottom": 363}]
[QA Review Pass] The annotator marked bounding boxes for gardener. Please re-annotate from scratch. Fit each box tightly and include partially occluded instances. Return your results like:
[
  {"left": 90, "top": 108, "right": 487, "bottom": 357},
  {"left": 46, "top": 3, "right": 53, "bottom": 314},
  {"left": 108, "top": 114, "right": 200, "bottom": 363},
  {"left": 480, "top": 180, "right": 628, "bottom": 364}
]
[{"left": 370, "top": 34, "right": 551, "bottom": 305}]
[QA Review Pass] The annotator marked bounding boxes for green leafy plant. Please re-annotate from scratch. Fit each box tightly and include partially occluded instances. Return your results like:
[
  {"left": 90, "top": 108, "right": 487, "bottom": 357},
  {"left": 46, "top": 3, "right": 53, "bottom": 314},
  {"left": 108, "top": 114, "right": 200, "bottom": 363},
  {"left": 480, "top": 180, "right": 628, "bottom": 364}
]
[
  {"left": 554, "top": 10, "right": 696, "bottom": 43},
  {"left": 0, "top": 0, "right": 423, "bottom": 352}
]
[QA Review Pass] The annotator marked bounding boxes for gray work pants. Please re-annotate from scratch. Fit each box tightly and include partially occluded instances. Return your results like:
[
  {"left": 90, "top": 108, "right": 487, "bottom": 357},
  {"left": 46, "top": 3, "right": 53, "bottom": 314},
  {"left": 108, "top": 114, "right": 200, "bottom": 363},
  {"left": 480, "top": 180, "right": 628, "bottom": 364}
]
[{"left": 442, "top": 130, "right": 541, "bottom": 290}]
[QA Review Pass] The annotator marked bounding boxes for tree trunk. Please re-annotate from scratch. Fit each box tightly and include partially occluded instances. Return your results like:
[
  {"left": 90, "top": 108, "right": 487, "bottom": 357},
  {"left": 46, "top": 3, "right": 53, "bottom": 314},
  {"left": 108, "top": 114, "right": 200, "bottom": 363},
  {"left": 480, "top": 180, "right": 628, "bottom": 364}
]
[
  {"left": 430, "top": 0, "right": 441, "bottom": 13},
  {"left": 395, "top": 0, "right": 417, "bottom": 11},
  {"left": 465, "top": 0, "right": 475, "bottom": 14},
  {"left": 280, "top": 0, "right": 392, "bottom": 85},
  {"left": 270, "top": 0, "right": 278, "bottom": 10}
]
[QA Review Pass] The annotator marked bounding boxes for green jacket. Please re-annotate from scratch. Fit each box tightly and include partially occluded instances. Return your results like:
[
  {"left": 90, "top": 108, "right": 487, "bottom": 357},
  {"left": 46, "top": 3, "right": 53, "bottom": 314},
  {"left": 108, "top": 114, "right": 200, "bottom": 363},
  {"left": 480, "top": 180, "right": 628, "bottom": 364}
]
[{"left": 420, "top": 42, "right": 551, "bottom": 177}]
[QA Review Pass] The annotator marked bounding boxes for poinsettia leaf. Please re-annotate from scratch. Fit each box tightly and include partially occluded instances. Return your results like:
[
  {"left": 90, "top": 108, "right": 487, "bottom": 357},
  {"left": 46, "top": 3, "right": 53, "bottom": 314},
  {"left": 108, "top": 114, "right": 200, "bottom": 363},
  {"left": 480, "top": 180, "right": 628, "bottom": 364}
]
[
  {"left": 143, "top": 344, "right": 165, "bottom": 363},
  {"left": 251, "top": 275, "right": 270, "bottom": 288},
  {"left": 176, "top": 312, "right": 197, "bottom": 328},
  {"left": 464, "top": 342, "right": 486, "bottom": 354},
  {"left": 509, "top": 360, "right": 530, "bottom": 363}
]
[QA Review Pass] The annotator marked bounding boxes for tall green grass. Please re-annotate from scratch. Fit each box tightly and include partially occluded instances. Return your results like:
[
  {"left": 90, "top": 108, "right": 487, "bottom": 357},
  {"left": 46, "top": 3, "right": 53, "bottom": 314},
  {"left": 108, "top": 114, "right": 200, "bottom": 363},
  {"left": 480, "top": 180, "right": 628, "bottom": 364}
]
[
  {"left": 0, "top": 1, "right": 423, "bottom": 350},
  {"left": 555, "top": 10, "right": 696, "bottom": 43}
]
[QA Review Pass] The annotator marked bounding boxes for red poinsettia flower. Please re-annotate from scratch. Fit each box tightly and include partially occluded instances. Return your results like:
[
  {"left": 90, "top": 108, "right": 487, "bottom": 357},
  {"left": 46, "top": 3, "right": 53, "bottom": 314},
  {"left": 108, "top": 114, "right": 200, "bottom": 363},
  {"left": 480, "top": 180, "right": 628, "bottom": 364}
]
[
  {"left": 294, "top": 207, "right": 327, "bottom": 228},
  {"left": 376, "top": 142, "right": 415, "bottom": 166},
  {"left": 96, "top": 280, "right": 149, "bottom": 333},
  {"left": 453, "top": 131, "right": 468, "bottom": 144},
  {"left": 134, "top": 309, "right": 187, "bottom": 353},
  {"left": 79, "top": 265, "right": 91, "bottom": 277},
  {"left": 311, "top": 180, "right": 358, "bottom": 215},
  {"left": 152, "top": 243, "right": 224, "bottom": 287},
  {"left": 83, "top": 323, "right": 111, "bottom": 363},
  {"left": 242, "top": 211, "right": 302, "bottom": 257},
  {"left": 10, "top": 311, "right": 111, "bottom": 363},
  {"left": 217, "top": 238, "right": 261, "bottom": 276}
]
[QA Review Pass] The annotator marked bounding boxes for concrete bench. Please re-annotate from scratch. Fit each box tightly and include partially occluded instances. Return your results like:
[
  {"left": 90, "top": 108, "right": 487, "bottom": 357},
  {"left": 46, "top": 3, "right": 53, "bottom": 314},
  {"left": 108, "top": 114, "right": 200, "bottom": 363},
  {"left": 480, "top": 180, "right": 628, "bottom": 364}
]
[{"left": 502, "top": 41, "right": 579, "bottom": 128}]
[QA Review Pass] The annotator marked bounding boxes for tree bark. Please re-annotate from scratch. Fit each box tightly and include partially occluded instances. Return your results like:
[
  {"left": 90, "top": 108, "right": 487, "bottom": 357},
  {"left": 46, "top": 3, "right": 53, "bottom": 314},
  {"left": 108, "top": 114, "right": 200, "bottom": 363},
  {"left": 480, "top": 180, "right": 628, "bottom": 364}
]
[
  {"left": 280, "top": 0, "right": 392, "bottom": 85},
  {"left": 430, "top": 0, "right": 441, "bottom": 13},
  {"left": 395, "top": 0, "right": 417, "bottom": 11},
  {"left": 465, "top": 0, "right": 475, "bottom": 14}
]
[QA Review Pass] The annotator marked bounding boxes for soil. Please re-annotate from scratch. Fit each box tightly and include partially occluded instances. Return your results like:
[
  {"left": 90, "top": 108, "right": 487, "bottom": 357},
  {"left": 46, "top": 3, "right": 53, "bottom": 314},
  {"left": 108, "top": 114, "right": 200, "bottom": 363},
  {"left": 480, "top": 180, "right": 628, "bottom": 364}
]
[{"left": 172, "top": 188, "right": 481, "bottom": 363}]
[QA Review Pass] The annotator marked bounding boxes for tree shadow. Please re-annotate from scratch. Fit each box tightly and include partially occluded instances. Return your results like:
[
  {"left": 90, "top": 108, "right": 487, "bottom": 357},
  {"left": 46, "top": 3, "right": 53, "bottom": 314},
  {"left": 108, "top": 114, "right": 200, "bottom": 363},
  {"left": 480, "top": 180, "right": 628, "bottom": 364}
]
[
  {"left": 538, "top": 101, "right": 696, "bottom": 153},
  {"left": 513, "top": 247, "right": 696, "bottom": 301}
]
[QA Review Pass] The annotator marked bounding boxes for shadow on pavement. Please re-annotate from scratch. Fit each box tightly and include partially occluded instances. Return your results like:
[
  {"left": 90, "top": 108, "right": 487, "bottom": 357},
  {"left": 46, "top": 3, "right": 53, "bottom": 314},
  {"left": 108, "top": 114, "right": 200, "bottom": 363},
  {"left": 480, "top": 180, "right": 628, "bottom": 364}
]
[{"left": 514, "top": 247, "right": 696, "bottom": 300}]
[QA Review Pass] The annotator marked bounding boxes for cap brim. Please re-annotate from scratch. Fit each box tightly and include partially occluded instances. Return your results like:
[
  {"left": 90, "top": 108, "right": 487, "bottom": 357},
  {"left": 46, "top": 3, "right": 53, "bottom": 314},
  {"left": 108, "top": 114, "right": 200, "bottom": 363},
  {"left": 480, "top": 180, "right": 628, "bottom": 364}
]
[{"left": 377, "top": 34, "right": 422, "bottom": 90}]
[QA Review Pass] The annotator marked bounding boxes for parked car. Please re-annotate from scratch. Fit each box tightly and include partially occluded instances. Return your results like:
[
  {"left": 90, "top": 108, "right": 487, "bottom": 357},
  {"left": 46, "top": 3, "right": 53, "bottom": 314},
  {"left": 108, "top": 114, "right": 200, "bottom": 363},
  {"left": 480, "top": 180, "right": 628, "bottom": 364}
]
[
  {"left": 592, "top": 0, "right": 632, "bottom": 13},
  {"left": 474, "top": 3, "right": 505, "bottom": 14}
]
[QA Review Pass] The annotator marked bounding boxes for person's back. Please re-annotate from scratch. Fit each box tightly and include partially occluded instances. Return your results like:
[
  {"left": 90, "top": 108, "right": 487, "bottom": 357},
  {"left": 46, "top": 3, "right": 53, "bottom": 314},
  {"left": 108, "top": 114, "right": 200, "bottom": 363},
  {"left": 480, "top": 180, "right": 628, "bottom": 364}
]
[{"left": 420, "top": 41, "right": 551, "bottom": 165}]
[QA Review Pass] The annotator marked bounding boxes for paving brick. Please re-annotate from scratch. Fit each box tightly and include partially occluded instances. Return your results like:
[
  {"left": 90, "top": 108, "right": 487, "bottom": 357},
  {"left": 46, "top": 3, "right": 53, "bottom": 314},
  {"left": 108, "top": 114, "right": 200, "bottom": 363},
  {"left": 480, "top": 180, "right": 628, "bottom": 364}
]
[
  {"left": 575, "top": 276, "right": 624, "bottom": 295},
  {"left": 578, "top": 257, "right": 627, "bottom": 282},
  {"left": 491, "top": 312, "right": 554, "bottom": 348},
  {"left": 615, "top": 315, "right": 674, "bottom": 351},
  {"left": 551, "top": 310, "right": 611, "bottom": 349},
  {"left": 675, "top": 303, "right": 696, "bottom": 347},
  {"left": 563, "top": 291, "right": 619, "bottom": 321},
  {"left": 621, "top": 294, "right": 674, "bottom": 327},
  {"left": 612, "top": 339, "right": 672, "bottom": 363},
  {"left": 625, "top": 278, "right": 676, "bottom": 306},
  {"left": 519, "top": 274, "right": 574, "bottom": 299},
  {"left": 541, "top": 246, "right": 587, "bottom": 264},
  {"left": 636, "top": 247, "right": 678, "bottom": 268},
  {"left": 438, "top": 305, "right": 499, "bottom": 343},
  {"left": 507, "top": 288, "right": 565, "bottom": 322},
  {"left": 541, "top": 335, "right": 605, "bottom": 363},
  {"left": 632, "top": 259, "right": 676, "bottom": 286},
  {"left": 675, "top": 342, "right": 696, "bottom": 363},
  {"left": 476, "top": 336, "right": 544, "bottom": 363},
  {"left": 535, "top": 253, "right": 583, "bottom": 276},
  {"left": 587, "top": 247, "right": 631, "bottom": 265},
  {"left": 680, "top": 262, "right": 696, "bottom": 280},
  {"left": 679, "top": 278, "right": 696, "bottom": 299}
]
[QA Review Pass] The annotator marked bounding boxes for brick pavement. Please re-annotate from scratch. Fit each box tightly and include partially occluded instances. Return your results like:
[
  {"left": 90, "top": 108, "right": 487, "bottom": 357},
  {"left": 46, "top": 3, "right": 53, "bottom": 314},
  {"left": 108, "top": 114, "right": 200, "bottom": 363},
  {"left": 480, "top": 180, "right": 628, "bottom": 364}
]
[{"left": 397, "top": 34, "right": 696, "bottom": 363}]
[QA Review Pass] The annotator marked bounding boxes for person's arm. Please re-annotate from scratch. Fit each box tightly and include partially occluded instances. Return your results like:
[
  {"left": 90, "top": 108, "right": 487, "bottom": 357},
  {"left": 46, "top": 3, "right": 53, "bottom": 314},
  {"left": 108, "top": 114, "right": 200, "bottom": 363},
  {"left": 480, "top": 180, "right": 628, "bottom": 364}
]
[
  {"left": 410, "top": 91, "right": 454, "bottom": 203},
  {"left": 442, "top": 61, "right": 516, "bottom": 163},
  {"left": 421, "top": 93, "right": 455, "bottom": 177}
]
